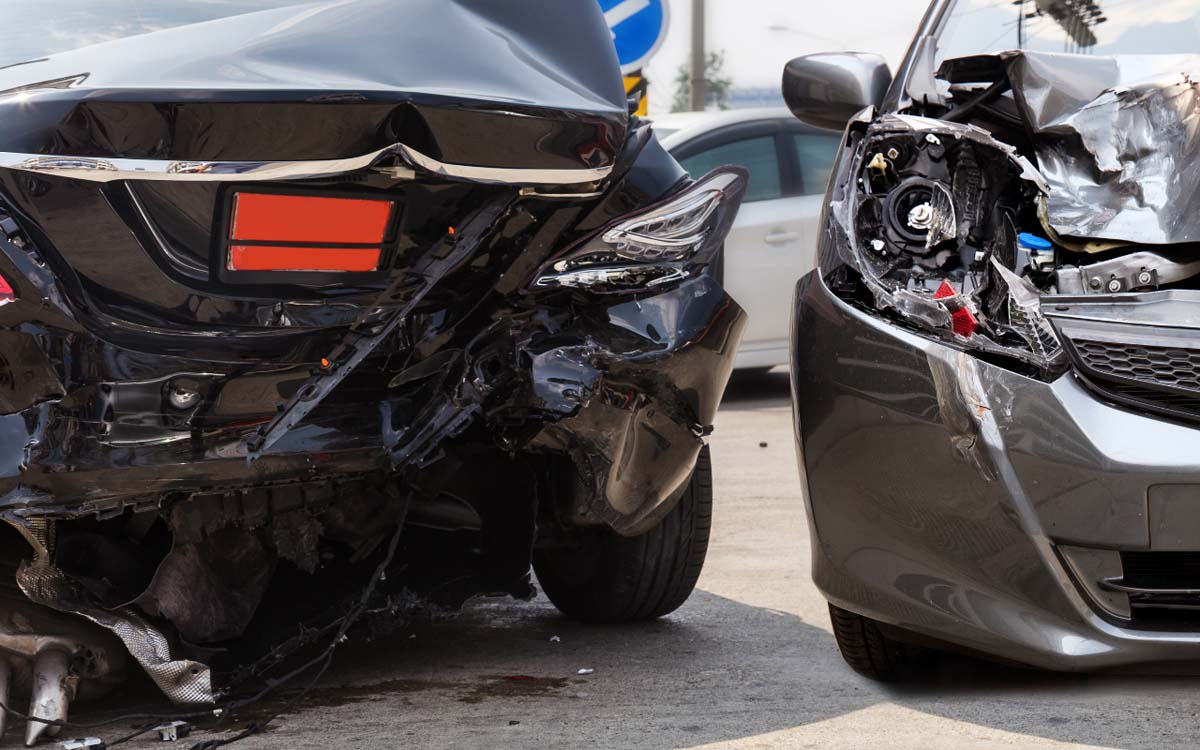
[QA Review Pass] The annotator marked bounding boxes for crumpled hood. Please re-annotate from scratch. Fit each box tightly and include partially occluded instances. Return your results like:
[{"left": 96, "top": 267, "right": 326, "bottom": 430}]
[
  {"left": 940, "top": 51, "right": 1200, "bottom": 246},
  {"left": 0, "top": 0, "right": 629, "bottom": 167}
]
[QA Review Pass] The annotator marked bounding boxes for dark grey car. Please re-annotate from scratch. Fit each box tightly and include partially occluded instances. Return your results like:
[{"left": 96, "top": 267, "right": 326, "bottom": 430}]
[{"left": 787, "top": 0, "right": 1200, "bottom": 679}]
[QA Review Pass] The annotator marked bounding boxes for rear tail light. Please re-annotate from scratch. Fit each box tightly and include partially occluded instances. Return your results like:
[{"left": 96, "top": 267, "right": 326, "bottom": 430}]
[
  {"left": 226, "top": 193, "right": 395, "bottom": 274},
  {"left": 228, "top": 246, "right": 382, "bottom": 273},
  {"left": 531, "top": 168, "right": 748, "bottom": 293},
  {"left": 0, "top": 274, "right": 13, "bottom": 305}
]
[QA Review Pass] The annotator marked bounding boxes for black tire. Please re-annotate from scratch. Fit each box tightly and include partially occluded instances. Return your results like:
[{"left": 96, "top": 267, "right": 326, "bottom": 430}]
[
  {"left": 534, "top": 446, "right": 713, "bottom": 623},
  {"left": 828, "top": 603, "right": 921, "bottom": 681}
]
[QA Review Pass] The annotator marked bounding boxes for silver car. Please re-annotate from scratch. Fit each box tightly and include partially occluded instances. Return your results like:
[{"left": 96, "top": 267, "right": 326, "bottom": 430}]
[
  {"left": 652, "top": 109, "right": 841, "bottom": 371},
  {"left": 789, "top": 0, "right": 1200, "bottom": 679}
]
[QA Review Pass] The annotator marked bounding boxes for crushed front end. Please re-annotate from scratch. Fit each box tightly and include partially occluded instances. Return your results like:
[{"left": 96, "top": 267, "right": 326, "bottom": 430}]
[
  {"left": 0, "top": 0, "right": 747, "bottom": 742},
  {"left": 794, "top": 48, "right": 1200, "bottom": 671}
]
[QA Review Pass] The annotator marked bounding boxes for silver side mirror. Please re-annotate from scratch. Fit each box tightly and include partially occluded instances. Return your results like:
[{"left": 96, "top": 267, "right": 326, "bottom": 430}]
[{"left": 782, "top": 53, "right": 893, "bottom": 131}]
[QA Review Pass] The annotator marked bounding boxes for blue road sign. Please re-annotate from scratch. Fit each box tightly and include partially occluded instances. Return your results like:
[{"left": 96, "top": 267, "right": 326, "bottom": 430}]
[{"left": 598, "top": 0, "right": 669, "bottom": 74}]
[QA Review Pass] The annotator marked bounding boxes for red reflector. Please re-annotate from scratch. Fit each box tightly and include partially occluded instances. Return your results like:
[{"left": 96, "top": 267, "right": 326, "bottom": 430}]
[
  {"left": 932, "top": 280, "right": 956, "bottom": 301},
  {"left": 230, "top": 193, "right": 393, "bottom": 244},
  {"left": 0, "top": 274, "right": 13, "bottom": 300},
  {"left": 229, "top": 246, "right": 381, "bottom": 272},
  {"left": 932, "top": 280, "right": 978, "bottom": 337}
]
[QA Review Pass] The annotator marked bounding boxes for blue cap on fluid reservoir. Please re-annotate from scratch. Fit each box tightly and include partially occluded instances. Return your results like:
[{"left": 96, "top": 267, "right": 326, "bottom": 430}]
[{"left": 1018, "top": 233, "right": 1053, "bottom": 252}]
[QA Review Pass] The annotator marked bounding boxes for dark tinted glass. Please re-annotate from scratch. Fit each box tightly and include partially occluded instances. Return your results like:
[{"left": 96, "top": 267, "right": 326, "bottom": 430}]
[
  {"left": 793, "top": 133, "right": 842, "bottom": 196},
  {"left": 679, "top": 136, "right": 782, "bottom": 203}
]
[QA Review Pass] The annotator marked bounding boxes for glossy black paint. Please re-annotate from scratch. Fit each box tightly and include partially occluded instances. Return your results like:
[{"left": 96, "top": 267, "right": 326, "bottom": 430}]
[
  {"left": 0, "top": 2, "right": 750, "bottom": 709},
  {"left": 0, "top": 0, "right": 628, "bottom": 168},
  {"left": 0, "top": 0, "right": 737, "bottom": 541}
]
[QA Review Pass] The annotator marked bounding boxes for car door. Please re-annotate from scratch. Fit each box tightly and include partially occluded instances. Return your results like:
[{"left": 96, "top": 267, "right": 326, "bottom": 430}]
[{"left": 675, "top": 125, "right": 798, "bottom": 369}]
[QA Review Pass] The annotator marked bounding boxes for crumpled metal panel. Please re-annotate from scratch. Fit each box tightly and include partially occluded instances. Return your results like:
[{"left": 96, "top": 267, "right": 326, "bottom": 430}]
[
  {"left": 971, "top": 51, "right": 1200, "bottom": 245},
  {"left": 16, "top": 562, "right": 214, "bottom": 705},
  {"left": 0, "top": 0, "right": 627, "bottom": 167}
]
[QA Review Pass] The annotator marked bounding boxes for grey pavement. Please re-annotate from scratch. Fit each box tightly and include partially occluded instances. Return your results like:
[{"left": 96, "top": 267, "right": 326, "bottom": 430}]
[{"left": 57, "top": 371, "right": 1200, "bottom": 750}]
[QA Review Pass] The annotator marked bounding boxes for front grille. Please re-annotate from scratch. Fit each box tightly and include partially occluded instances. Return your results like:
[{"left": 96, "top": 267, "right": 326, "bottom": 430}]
[
  {"left": 1122, "top": 551, "right": 1200, "bottom": 588},
  {"left": 1074, "top": 340, "right": 1200, "bottom": 391},
  {"left": 1065, "top": 337, "right": 1200, "bottom": 423},
  {"left": 1119, "top": 551, "right": 1200, "bottom": 626}
]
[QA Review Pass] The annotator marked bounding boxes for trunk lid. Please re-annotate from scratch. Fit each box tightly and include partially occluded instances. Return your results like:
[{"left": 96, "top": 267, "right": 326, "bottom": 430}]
[{"left": 0, "top": 0, "right": 627, "bottom": 344}]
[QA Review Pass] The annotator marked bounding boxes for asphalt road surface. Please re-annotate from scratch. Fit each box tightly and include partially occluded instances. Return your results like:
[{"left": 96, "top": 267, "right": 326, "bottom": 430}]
[{"left": 44, "top": 371, "right": 1200, "bottom": 749}]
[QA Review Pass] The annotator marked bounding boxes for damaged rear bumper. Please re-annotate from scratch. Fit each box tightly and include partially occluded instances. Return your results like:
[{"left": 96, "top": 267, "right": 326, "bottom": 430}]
[
  {"left": 0, "top": 272, "right": 743, "bottom": 530},
  {"left": 793, "top": 271, "right": 1200, "bottom": 670}
]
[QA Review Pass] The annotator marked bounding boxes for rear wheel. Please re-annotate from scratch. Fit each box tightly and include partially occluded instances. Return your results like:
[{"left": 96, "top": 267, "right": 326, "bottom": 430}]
[
  {"left": 534, "top": 446, "right": 713, "bottom": 623},
  {"left": 828, "top": 603, "right": 923, "bottom": 681}
]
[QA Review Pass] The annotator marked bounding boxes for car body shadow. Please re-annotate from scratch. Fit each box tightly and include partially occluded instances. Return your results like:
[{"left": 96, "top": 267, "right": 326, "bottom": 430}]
[{"left": 96, "top": 589, "right": 1194, "bottom": 750}]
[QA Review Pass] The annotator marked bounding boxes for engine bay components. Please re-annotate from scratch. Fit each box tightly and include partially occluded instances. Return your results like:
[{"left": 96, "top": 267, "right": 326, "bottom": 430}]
[
  {"left": 823, "top": 51, "right": 1200, "bottom": 378},
  {"left": 828, "top": 113, "right": 1065, "bottom": 372}
]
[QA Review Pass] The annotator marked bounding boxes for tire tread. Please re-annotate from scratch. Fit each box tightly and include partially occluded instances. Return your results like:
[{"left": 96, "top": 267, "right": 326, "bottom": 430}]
[{"left": 534, "top": 447, "right": 713, "bottom": 623}]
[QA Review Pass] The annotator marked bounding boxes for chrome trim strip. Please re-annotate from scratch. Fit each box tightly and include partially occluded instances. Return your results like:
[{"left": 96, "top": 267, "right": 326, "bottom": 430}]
[
  {"left": 392, "top": 144, "right": 607, "bottom": 186},
  {"left": 1101, "top": 578, "right": 1200, "bottom": 596},
  {"left": 0, "top": 144, "right": 611, "bottom": 186}
]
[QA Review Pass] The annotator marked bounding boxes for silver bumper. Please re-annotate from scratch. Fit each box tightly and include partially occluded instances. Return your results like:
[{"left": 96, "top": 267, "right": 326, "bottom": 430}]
[{"left": 792, "top": 271, "right": 1200, "bottom": 670}]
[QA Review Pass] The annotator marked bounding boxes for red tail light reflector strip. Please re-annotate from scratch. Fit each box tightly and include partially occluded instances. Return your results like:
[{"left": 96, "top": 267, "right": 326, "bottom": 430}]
[
  {"left": 226, "top": 192, "right": 396, "bottom": 275},
  {"left": 229, "top": 246, "right": 381, "bottom": 273},
  {"left": 230, "top": 193, "right": 393, "bottom": 245}
]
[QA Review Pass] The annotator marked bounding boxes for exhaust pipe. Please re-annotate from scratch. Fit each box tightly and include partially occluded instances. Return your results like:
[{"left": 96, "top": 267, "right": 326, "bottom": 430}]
[{"left": 25, "top": 648, "right": 73, "bottom": 747}]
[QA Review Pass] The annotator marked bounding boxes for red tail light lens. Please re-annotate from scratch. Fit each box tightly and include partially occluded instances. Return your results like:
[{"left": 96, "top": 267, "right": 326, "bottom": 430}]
[
  {"left": 228, "top": 246, "right": 382, "bottom": 273},
  {"left": 227, "top": 193, "right": 395, "bottom": 273}
]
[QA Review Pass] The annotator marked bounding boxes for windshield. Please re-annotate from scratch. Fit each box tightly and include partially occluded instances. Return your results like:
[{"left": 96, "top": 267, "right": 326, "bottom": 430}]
[
  {"left": 936, "top": 0, "right": 1200, "bottom": 63},
  {"left": 1, "top": 1, "right": 313, "bottom": 68}
]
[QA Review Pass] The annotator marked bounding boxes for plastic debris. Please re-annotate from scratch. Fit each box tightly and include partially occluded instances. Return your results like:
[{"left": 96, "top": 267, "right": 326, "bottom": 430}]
[
  {"left": 576, "top": 668, "right": 595, "bottom": 676},
  {"left": 549, "top": 636, "right": 561, "bottom": 643},
  {"left": 60, "top": 740, "right": 104, "bottom": 750},
  {"left": 155, "top": 721, "right": 192, "bottom": 742}
]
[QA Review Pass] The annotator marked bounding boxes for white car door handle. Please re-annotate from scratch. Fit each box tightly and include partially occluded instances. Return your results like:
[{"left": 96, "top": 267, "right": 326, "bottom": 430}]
[{"left": 764, "top": 231, "right": 799, "bottom": 245}]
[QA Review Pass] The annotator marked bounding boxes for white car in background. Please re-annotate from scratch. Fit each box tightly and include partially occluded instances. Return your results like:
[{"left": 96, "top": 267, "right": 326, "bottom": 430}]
[{"left": 652, "top": 108, "right": 841, "bottom": 371}]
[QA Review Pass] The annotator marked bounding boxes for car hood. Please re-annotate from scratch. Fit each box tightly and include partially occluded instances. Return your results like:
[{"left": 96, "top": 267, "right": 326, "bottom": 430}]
[{"left": 938, "top": 51, "right": 1200, "bottom": 247}]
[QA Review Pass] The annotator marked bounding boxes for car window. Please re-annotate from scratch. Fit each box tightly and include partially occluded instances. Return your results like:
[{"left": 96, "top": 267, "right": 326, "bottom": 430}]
[
  {"left": 792, "top": 133, "right": 842, "bottom": 196},
  {"left": 678, "top": 136, "right": 782, "bottom": 203}
]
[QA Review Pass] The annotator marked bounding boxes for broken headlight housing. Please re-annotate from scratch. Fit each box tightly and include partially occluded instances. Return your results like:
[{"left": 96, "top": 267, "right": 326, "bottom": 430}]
[
  {"left": 822, "top": 115, "right": 1066, "bottom": 375},
  {"left": 532, "top": 167, "right": 748, "bottom": 293}
]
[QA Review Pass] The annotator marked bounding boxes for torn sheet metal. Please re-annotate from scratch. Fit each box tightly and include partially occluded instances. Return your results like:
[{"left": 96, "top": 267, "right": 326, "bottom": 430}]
[
  {"left": 0, "top": 0, "right": 746, "bottom": 726},
  {"left": 16, "top": 562, "right": 214, "bottom": 704},
  {"left": 953, "top": 51, "right": 1200, "bottom": 245},
  {"left": 927, "top": 349, "right": 997, "bottom": 482}
]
